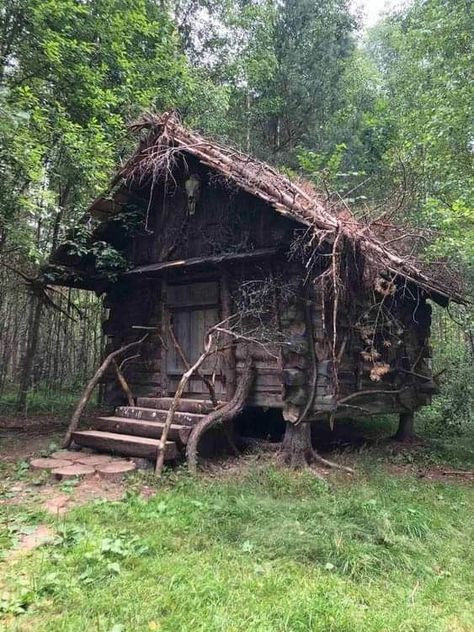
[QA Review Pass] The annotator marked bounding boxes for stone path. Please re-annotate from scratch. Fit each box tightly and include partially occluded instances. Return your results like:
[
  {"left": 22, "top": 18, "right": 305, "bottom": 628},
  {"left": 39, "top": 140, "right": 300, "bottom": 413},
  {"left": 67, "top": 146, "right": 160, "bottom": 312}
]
[{"left": 30, "top": 450, "right": 137, "bottom": 481}]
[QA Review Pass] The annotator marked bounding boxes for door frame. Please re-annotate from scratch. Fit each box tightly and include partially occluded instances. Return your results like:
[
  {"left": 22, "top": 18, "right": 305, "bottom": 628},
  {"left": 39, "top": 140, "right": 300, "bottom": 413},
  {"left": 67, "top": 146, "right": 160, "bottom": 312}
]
[{"left": 161, "top": 272, "right": 235, "bottom": 401}]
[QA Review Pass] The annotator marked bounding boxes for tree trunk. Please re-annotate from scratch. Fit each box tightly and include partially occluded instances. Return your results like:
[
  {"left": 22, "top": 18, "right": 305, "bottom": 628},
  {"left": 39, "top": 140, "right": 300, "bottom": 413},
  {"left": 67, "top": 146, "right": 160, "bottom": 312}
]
[
  {"left": 281, "top": 422, "right": 314, "bottom": 469},
  {"left": 280, "top": 421, "right": 354, "bottom": 475},
  {"left": 186, "top": 357, "right": 254, "bottom": 474},
  {"left": 16, "top": 294, "right": 43, "bottom": 413},
  {"left": 393, "top": 411, "right": 415, "bottom": 442}
]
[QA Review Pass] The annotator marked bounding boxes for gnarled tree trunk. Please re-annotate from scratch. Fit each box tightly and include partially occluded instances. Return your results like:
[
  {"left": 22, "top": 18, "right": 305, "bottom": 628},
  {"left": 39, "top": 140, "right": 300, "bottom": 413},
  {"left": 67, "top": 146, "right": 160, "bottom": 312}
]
[
  {"left": 281, "top": 422, "right": 314, "bottom": 469},
  {"left": 393, "top": 411, "right": 415, "bottom": 442},
  {"left": 186, "top": 357, "right": 254, "bottom": 474},
  {"left": 279, "top": 420, "right": 354, "bottom": 477}
]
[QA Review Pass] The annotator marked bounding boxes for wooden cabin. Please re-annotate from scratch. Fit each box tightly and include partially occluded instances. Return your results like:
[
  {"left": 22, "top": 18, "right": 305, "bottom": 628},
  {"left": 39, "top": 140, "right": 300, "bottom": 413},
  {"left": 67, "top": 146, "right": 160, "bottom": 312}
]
[{"left": 47, "top": 112, "right": 463, "bottom": 466}]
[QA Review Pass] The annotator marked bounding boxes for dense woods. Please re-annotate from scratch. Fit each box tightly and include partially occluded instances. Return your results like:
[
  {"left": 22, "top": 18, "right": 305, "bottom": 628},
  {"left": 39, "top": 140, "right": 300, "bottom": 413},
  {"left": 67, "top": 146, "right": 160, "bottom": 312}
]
[{"left": 0, "top": 0, "right": 472, "bottom": 432}]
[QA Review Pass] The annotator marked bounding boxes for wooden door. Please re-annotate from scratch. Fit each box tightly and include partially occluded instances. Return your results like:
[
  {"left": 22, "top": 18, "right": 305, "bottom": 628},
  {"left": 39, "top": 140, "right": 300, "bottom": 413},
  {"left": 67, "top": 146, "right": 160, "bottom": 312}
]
[{"left": 165, "top": 280, "right": 226, "bottom": 399}]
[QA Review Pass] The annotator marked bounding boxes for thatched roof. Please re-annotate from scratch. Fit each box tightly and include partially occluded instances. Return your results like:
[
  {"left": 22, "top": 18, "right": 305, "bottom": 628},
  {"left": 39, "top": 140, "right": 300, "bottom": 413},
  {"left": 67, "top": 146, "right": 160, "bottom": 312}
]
[{"left": 87, "top": 112, "right": 463, "bottom": 304}]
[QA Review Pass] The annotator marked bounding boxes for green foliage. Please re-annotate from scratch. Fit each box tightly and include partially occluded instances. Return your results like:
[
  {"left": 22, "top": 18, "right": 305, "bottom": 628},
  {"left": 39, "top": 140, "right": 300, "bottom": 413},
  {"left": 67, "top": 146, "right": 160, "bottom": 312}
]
[
  {"left": 0, "top": 0, "right": 210, "bottom": 265},
  {"left": 417, "top": 309, "right": 474, "bottom": 437},
  {"left": 1, "top": 464, "right": 474, "bottom": 629},
  {"left": 0, "top": 387, "right": 98, "bottom": 415},
  {"left": 366, "top": 0, "right": 474, "bottom": 268}
]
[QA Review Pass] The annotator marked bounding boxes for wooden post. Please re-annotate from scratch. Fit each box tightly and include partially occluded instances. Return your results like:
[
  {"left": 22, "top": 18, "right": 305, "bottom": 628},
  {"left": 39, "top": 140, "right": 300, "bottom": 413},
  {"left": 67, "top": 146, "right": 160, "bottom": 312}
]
[{"left": 160, "top": 278, "right": 168, "bottom": 397}]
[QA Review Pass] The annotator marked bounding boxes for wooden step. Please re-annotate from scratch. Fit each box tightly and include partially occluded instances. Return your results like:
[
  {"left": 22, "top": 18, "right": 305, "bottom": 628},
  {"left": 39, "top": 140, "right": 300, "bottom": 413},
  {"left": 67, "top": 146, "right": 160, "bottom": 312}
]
[
  {"left": 115, "top": 406, "right": 204, "bottom": 426},
  {"left": 93, "top": 417, "right": 192, "bottom": 444},
  {"left": 137, "top": 397, "right": 218, "bottom": 414},
  {"left": 71, "top": 430, "right": 178, "bottom": 460}
]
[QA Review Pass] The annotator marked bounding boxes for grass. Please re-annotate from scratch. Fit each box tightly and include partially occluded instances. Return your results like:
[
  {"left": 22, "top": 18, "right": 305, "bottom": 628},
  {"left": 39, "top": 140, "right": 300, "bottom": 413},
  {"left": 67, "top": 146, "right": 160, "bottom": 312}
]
[
  {"left": 1, "top": 453, "right": 474, "bottom": 631},
  {"left": 0, "top": 387, "right": 99, "bottom": 416}
]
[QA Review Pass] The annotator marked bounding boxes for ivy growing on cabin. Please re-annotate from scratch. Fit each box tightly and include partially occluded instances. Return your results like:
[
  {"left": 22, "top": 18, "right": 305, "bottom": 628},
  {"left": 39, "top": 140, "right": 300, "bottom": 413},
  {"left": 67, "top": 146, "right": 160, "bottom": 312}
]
[{"left": 61, "top": 204, "right": 146, "bottom": 282}]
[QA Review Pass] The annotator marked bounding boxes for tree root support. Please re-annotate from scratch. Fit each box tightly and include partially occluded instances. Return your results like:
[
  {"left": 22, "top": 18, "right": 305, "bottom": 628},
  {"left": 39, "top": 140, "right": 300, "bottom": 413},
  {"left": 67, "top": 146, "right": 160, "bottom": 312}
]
[
  {"left": 279, "top": 421, "right": 354, "bottom": 476},
  {"left": 186, "top": 357, "right": 254, "bottom": 474},
  {"left": 391, "top": 411, "right": 416, "bottom": 443}
]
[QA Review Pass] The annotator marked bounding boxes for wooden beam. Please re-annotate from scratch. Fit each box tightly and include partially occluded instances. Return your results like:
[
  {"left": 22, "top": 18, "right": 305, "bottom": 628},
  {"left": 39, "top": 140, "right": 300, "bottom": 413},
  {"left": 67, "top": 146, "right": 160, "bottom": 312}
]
[{"left": 125, "top": 247, "right": 282, "bottom": 276}]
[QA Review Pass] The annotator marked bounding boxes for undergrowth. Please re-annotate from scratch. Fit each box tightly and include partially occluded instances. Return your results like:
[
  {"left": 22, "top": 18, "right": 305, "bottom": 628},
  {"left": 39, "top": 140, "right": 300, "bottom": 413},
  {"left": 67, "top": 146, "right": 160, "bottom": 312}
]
[
  {"left": 0, "top": 387, "right": 98, "bottom": 416},
  {"left": 1, "top": 460, "right": 473, "bottom": 631}
]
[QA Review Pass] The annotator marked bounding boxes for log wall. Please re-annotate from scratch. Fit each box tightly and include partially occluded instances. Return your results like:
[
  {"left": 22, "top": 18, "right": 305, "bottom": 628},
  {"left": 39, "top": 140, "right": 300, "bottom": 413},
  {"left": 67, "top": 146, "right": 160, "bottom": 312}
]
[{"left": 98, "top": 161, "right": 436, "bottom": 419}]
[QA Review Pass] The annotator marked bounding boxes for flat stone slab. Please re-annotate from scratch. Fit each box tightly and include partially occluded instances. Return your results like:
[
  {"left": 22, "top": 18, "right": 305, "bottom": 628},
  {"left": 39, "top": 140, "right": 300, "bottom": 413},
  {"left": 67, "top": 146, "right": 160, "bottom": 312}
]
[
  {"left": 75, "top": 454, "right": 113, "bottom": 467},
  {"left": 96, "top": 461, "right": 136, "bottom": 481},
  {"left": 43, "top": 494, "right": 69, "bottom": 515},
  {"left": 52, "top": 464, "right": 96, "bottom": 480},
  {"left": 17, "top": 526, "right": 55, "bottom": 552},
  {"left": 31, "top": 458, "right": 72, "bottom": 471}
]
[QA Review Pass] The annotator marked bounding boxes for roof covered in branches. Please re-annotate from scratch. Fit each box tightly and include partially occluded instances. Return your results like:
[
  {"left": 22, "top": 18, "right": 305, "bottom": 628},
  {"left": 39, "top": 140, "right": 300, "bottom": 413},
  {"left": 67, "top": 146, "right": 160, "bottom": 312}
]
[{"left": 88, "top": 112, "right": 463, "bottom": 304}]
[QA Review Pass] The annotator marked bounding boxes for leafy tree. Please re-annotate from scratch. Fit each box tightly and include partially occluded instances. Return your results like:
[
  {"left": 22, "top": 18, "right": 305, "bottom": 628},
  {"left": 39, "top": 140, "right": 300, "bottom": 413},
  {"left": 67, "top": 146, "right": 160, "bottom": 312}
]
[
  {"left": 366, "top": 0, "right": 474, "bottom": 267},
  {"left": 0, "top": 0, "right": 207, "bottom": 409}
]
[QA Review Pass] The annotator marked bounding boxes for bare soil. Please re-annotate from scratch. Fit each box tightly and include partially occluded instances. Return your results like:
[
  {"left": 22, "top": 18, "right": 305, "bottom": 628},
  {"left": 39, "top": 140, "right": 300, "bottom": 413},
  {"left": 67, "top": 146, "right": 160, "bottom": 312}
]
[
  {"left": 0, "top": 413, "right": 133, "bottom": 517},
  {"left": 1, "top": 412, "right": 472, "bottom": 518}
]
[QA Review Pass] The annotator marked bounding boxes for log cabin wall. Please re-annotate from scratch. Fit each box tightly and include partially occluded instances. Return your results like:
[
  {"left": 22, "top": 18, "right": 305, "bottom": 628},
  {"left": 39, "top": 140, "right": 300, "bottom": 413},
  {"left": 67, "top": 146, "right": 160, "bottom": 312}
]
[
  {"left": 101, "top": 279, "right": 165, "bottom": 406},
  {"left": 306, "top": 288, "right": 434, "bottom": 420},
  {"left": 99, "top": 158, "right": 435, "bottom": 418},
  {"left": 124, "top": 160, "right": 296, "bottom": 268}
]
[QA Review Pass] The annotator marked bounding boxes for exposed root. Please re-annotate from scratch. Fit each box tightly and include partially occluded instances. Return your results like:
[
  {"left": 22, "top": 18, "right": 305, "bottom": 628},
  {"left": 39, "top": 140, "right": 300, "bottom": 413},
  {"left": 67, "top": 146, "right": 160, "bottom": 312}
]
[
  {"left": 279, "top": 422, "right": 354, "bottom": 475},
  {"left": 311, "top": 452, "right": 354, "bottom": 474},
  {"left": 308, "top": 465, "right": 327, "bottom": 482}
]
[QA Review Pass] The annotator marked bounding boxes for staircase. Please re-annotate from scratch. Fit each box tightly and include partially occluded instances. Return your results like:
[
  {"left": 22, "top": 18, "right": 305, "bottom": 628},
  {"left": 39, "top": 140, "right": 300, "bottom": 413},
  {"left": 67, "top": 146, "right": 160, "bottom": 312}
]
[{"left": 72, "top": 398, "right": 217, "bottom": 462}]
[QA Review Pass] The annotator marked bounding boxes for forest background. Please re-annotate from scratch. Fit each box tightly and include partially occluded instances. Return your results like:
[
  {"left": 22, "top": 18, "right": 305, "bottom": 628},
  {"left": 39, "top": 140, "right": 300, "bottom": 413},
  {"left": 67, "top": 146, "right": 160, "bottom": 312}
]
[{"left": 0, "top": 0, "right": 472, "bottom": 436}]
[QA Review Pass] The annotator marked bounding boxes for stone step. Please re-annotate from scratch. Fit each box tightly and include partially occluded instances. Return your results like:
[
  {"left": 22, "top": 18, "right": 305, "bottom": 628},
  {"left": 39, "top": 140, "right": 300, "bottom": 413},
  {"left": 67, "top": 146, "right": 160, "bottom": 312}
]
[
  {"left": 137, "top": 397, "right": 218, "bottom": 414},
  {"left": 72, "top": 430, "right": 178, "bottom": 460},
  {"left": 115, "top": 406, "right": 204, "bottom": 426},
  {"left": 93, "top": 417, "right": 192, "bottom": 444}
]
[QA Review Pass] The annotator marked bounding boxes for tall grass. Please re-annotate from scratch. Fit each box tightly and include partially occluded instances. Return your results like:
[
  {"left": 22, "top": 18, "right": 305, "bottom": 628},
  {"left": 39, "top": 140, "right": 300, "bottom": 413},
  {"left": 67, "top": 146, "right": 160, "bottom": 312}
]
[{"left": 2, "top": 463, "right": 474, "bottom": 631}]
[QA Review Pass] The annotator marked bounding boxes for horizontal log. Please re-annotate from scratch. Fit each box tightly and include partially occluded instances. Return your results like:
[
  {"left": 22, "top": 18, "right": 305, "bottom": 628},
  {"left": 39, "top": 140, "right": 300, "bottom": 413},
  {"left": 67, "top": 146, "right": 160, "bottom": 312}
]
[
  {"left": 248, "top": 394, "right": 283, "bottom": 408},
  {"left": 235, "top": 345, "right": 279, "bottom": 361},
  {"left": 236, "top": 359, "right": 280, "bottom": 370},
  {"left": 282, "top": 369, "right": 306, "bottom": 386},
  {"left": 282, "top": 352, "right": 307, "bottom": 369}
]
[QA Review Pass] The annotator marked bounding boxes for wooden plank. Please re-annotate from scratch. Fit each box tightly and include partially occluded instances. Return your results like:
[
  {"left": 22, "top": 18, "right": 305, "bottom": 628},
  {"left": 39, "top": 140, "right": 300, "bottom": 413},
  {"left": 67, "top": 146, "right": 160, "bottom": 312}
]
[
  {"left": 115, "top": 406, "right": 204, "bottom": 426},
  {"left": 167, "top": 281, "right": 219, "bottom": 308},
  {"left": 72, "top": 430, "right": 178, "bottom": 460},
  {"left": 252, "top": 373, "right": 282, "bottom": 386},
  {"left": 126, "top": 247, "right": 281, "bottom": 276},
  {"left": 93, "top": 417, "right": 192, "bottom": 444},
  {"left": 160, "top": 279, "right": 169, "bottom": 395},
  {"left": 137, "top": 397, "right": 217, "bottom": 414},
  {"left": 248, "top": 393, "right": 284, "bottom": 407}
]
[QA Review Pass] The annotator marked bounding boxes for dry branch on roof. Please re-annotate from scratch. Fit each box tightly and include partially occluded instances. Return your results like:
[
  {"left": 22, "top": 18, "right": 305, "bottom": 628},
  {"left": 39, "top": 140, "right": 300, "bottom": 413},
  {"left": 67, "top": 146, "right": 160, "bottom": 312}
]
[{"left": 89, "top": 111, "right": 464, "bottom": 305}]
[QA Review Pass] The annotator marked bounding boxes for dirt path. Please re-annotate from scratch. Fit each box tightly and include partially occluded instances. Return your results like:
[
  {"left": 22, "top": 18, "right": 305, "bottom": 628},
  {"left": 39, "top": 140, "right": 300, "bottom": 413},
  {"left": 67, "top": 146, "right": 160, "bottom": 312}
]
[{"left": 0, "top": 413, "right": 142, "bottom": 541}]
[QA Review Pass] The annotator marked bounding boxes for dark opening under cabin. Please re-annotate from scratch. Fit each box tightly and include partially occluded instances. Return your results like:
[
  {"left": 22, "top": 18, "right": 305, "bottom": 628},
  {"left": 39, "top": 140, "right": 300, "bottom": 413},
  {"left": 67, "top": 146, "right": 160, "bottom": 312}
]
[{"left": 47, "top": 112, "right": 463, "bottom": 471}]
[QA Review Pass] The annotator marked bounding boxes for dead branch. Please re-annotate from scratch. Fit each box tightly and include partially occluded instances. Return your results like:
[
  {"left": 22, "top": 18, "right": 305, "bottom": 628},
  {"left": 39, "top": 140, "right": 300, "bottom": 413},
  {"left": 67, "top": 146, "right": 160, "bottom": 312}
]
[
  {"left": 63, "top": 334, "right": 148, "bottom": 447},
  {"left": 113, "top": 359, "right": 134, "bottom": 406},
  {"left": 155, "top": 329, "right": 216, "bottom": 475},
  {"left": 167, "top": 320, "right": 218, "bottom": 407}
]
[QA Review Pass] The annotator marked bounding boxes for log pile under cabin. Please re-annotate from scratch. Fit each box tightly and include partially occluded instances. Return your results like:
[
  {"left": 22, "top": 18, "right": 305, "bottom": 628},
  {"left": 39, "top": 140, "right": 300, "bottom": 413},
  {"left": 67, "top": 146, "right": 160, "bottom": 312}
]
[{"left": 46, "top": 111, "right": 464, "bottom": 471}]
